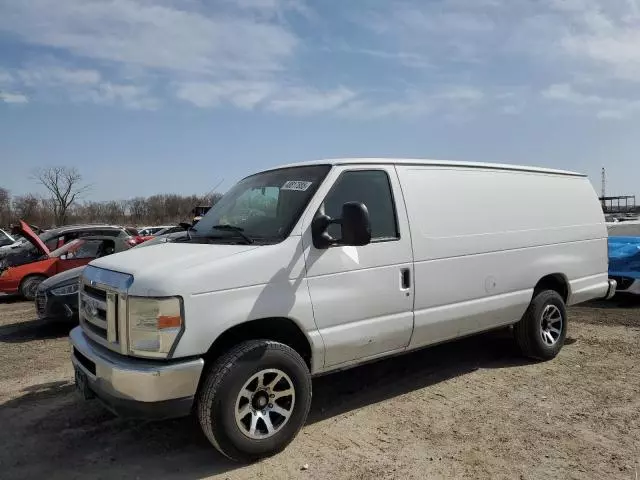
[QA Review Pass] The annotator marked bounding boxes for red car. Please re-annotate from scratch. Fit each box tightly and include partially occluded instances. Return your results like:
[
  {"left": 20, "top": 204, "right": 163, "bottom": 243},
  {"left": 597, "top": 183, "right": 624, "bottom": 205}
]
[{"left": 0, "top": 221, "right": 131, "bottom": 299}]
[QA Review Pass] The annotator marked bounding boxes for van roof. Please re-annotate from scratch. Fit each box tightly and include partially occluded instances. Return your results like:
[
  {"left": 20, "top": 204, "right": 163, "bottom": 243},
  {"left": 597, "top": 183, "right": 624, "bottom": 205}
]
[{"left": 274, "top": 158, "right": 585, "bottom": 177}]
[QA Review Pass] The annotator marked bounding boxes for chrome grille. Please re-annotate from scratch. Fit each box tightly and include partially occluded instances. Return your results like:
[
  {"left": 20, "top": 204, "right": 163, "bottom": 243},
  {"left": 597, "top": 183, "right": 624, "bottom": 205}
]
[{"left": 79, "top": 265, "right": 133, "bottom": 355}]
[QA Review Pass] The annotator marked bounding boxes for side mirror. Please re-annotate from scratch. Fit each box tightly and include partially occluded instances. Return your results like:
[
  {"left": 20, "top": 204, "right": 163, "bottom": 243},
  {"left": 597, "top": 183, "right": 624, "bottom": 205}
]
[
  {"left": 311, "top": 202, "right": 371, "bottom": 249},
  {"left": 341, "top": 202, "right": 372, "bottom": 246}
]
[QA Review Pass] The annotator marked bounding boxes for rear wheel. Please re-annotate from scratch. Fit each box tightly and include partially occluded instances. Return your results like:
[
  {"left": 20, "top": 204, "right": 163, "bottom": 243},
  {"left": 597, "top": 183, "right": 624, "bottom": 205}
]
[
  {"left": 19, "top": 275, "right": 47, "bottom": 301},
  {"left": 514, "top": 290, "right": 567, "bottom": 360},
  {"left": 197, "top": 340, "right": 312, "bottom": 462}
]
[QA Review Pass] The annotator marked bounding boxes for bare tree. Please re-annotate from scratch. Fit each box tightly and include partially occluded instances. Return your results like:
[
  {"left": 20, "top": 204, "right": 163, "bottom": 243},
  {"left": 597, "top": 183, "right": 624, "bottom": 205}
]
[
  {"left": 12, "top": 194, "right": 42, "bottom": 224},
  {"left": 0, "top": 187, "right": 11, "bottom": 227},
  {"left": 33, "top": 167, "right": 90, "bottom": 226}
]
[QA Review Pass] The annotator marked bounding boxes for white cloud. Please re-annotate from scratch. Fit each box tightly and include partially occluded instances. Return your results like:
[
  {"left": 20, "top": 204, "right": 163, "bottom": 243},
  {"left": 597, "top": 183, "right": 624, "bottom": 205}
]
[
  {"left": 0, "top": 64, "right": 158, "bottom": 109},
  {"left": 267, "top": 86, "right": 356, "bottom": 114},
  {"left": 177, "top": 81, "right": 356, "bottom": 115},
  {"left": 434, "top": 86, "right": 484, "bottom": 102},
  {"left": 0, "top": 0, "right": 298, "bottom": 75},
  {"left": 2, "top": 0, "right": 639, "bottom": 119},
  {"left": 349, "top": 0, "right": 640, "bottom": 118},
  {"left": 79, "top": 83, "right": 160, "bottom": 110},
  {"left": 17, "top": 66, "right": 101, "bottom": 86},
  {"left": 0, "top": 71, "right": 13, "bottom": 84},
  {"left": 0, "top": 0, "right": 316, "bottom": 112},
  {"left": 334, "top": 46, "right": 432, "bottom": 69},
  {"left": 176, "top": 81, "right": 275, "bottom": 109},
  {"left": 0, "top": 91, "right": 29, "bottom": 104},
  {"left": 541, "top": 82, "right": 640, "bottom": 119},
  {"left": 339, "top": 96, "right": 431, "bottom": 119},
  {"left": 553, "top": 0, "right": 640, "bottom": 81},
  {"left": 339, "top": 86, "right": 489, "bottom": 120},
  {"left": 541, "top": 83, "right": 604, "bottom": 105},
  {"left": 356, "top": 1, "right": 502, "bottom": 65}
]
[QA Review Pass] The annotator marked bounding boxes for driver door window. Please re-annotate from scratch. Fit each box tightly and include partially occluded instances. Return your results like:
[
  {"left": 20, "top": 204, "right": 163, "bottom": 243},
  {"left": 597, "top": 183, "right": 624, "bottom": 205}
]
[{"left": 321, "top": 170, "right": 399, "bottom": 242}]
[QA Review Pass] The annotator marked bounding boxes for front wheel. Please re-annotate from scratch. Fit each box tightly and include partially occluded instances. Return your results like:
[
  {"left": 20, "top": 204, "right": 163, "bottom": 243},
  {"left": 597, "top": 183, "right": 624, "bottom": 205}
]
[
  {"left": 197, "top": 340, "right": 312, "bottom": 462},
  {"left": 514, "top": 289, "right": 567, "bottom": 360},
  {"left": 20, "top": 275, "right": 47, "bottom": 301}
]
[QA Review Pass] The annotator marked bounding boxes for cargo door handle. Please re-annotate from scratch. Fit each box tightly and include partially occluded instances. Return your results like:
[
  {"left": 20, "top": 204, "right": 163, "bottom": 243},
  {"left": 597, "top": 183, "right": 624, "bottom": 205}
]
[{"left": 400, "top": 268, "right": 411, "bottom": 290}]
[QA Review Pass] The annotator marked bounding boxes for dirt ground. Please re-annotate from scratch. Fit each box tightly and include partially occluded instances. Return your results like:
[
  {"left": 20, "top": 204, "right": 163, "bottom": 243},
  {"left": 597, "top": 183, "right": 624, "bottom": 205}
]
[{"left": 0, "top": 296, "right": 638, "bottom": 480}]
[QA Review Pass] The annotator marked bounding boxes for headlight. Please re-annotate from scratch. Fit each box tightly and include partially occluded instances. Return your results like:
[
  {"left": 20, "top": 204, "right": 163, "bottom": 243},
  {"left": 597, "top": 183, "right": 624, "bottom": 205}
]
[
  {"left": 51, "top": 283, "right": 79, "bottom": 296},
  {"left": 127, "top": 296, "right": 183, "bottom": 358}
]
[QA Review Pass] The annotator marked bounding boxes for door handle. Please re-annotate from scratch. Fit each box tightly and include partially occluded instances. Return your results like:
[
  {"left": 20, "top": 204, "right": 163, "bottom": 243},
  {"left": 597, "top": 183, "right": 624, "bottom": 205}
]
[{"left": 400, "top": 268, "right": 411, "bottom": 290}]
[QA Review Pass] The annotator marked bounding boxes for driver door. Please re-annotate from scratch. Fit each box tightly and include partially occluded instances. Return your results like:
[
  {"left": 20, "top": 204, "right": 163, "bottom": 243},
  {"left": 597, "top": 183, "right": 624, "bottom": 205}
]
[{"left": 302, "top": 165, "right": 415, "bottom": 368}]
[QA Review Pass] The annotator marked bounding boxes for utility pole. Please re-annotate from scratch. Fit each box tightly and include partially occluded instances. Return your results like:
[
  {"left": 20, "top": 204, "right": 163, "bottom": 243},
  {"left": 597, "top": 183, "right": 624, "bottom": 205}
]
[{"left": 601, "top": 167, "right": 606, "bottom": 211}]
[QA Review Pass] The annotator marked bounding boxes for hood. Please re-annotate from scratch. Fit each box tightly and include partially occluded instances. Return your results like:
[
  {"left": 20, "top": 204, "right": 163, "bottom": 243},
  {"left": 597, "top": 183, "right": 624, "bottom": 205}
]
[
  {"left": 90, "top": 242, "right": 260, "bottom": 277},
  {"left": 86, "top": 237, "right": 302, "bottom": 297},
  {"left": 608, "top": 236, "right": 640, "bottom": 273},
  {"left": 18, "top": 220, "right": 49, "bottom": 256},
  {"left": 40, "top": 265, "right": 86, "bottom": 290}
]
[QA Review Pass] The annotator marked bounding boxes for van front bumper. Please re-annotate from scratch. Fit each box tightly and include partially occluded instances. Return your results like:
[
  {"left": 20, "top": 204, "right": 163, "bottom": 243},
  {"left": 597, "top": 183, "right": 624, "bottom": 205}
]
[{"left": 69, "top": 326, "right": 204, "bottom": 419}]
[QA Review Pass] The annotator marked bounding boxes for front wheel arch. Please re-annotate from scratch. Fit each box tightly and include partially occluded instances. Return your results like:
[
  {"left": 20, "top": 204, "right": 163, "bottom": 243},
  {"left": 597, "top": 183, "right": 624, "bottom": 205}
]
[{"left": 204, "top": 317, "right": 313, "bottom": 370}]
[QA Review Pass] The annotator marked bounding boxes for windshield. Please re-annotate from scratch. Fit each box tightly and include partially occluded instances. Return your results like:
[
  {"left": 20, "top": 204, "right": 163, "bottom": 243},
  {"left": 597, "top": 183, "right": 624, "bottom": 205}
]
[
  {"left": 0, "top": 230, "right": 14, "bottom": 247},
  {"left": 194, "top": 165, "right": 331, "bottom": 243}
]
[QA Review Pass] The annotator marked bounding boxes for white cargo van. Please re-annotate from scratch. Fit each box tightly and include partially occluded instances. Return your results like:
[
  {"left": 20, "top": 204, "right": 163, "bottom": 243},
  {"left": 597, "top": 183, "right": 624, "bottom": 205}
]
[{"left": 70, "top": 159, "right": 614, "bottom": 461}]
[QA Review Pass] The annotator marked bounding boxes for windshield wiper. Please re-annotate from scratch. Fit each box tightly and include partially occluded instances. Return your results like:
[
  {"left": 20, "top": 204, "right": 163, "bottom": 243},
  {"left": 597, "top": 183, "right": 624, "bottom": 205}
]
[{"left": 211, "top": 224, "right": 254, "bottom": 244}]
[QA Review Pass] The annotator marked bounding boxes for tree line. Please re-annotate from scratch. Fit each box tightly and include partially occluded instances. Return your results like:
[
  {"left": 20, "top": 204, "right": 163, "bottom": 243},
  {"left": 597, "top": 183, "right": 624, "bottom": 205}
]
[{"left": 0, "top": 167, "right": 222, "bottom": 229}]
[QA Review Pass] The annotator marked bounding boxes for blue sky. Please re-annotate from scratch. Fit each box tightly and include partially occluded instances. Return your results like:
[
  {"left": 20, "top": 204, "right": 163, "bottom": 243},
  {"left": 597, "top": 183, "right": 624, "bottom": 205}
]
[{"left": 1, "top": 0, "right": 640, "bottom": 201}]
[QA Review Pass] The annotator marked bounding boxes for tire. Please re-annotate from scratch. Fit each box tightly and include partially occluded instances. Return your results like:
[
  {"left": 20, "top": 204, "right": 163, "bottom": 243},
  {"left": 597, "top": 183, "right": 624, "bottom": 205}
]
[
  {"left": 19, "top": 275, "right": 47, "bottom": 301},
  {"left": 514, "top": 289, "right": 567, "bottom": 360},
  {"left": 197, "top": 340, "right": 312, "bottom": 462}
]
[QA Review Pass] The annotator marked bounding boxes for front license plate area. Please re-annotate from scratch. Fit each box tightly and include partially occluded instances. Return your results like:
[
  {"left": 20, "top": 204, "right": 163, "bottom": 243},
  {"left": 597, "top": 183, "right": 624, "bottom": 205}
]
[{"left": 74, "top": 367, "right": 95, "bottom": 400}]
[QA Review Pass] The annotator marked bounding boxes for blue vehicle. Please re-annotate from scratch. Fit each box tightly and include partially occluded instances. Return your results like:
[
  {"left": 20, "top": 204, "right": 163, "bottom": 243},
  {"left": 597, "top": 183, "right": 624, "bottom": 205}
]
[{"left": 608, "top": 236, "right": 640, "bottom": 295}]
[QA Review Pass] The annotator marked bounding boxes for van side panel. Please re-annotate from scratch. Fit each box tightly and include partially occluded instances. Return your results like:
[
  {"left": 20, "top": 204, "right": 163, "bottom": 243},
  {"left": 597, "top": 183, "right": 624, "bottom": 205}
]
[{"left": 396, "top": 166, "right": 608, "bottom": 349}]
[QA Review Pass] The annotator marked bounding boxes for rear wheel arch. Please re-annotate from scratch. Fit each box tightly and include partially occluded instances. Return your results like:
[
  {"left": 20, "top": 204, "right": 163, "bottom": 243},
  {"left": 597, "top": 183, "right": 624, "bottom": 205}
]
[{"left": 534, "top": 273, "right": 570, "bottom": 303}]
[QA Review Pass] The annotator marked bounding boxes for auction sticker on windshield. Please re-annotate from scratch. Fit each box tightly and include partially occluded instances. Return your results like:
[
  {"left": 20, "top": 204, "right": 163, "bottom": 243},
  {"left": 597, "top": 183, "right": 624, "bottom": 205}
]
[{"left": 282, "top": 180, "right": 313, "bottom": 191}]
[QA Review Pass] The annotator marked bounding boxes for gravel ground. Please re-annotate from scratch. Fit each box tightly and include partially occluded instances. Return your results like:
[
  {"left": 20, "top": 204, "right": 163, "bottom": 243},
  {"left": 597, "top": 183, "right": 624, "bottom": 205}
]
[{"left": 0, "top": 295, "right": 638, "bottom": 480}]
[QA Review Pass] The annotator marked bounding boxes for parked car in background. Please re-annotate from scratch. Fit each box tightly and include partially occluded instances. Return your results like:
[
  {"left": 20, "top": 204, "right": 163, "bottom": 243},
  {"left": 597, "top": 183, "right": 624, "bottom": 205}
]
[
  {"left": 0, "top": 233, "right": 29, "bottom": 252},
  {"left": 137, "top": 226, "right": 173, "bottom": 236},
  {"left": 70, "top": 159, "right": 613, "bottom": 461},
  {"left": 192, "top": 206, "right": 211, "bottom": 224},
  {"left": 128, "top": 226, "right": 183, "bottom": 245},
  {"left": 0, "top": 229, "right": 15, "bottom": 248},
  {"left": 153, "top": 225, "right": 185, "bottom": 236},
  {"left": 607, "top": 221, "right": 640, "bottom": 296},
  {"left": 608, "top": 236, "right": 640, "bottom": 295},
  {"left": 0, "top": 221, "right": 132, "bottom": 299},
  {"left": 36, "top": 230, "right": 188, "bottom": 320},
  {"left": 128, "top": 232, "right": 155, "bottom": 245},
  {"left": 606, "top": 221, "right": 640, "bottom": 295},
  {"left": 0, "top": 223, "right": 138, "bottom": 257}
]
